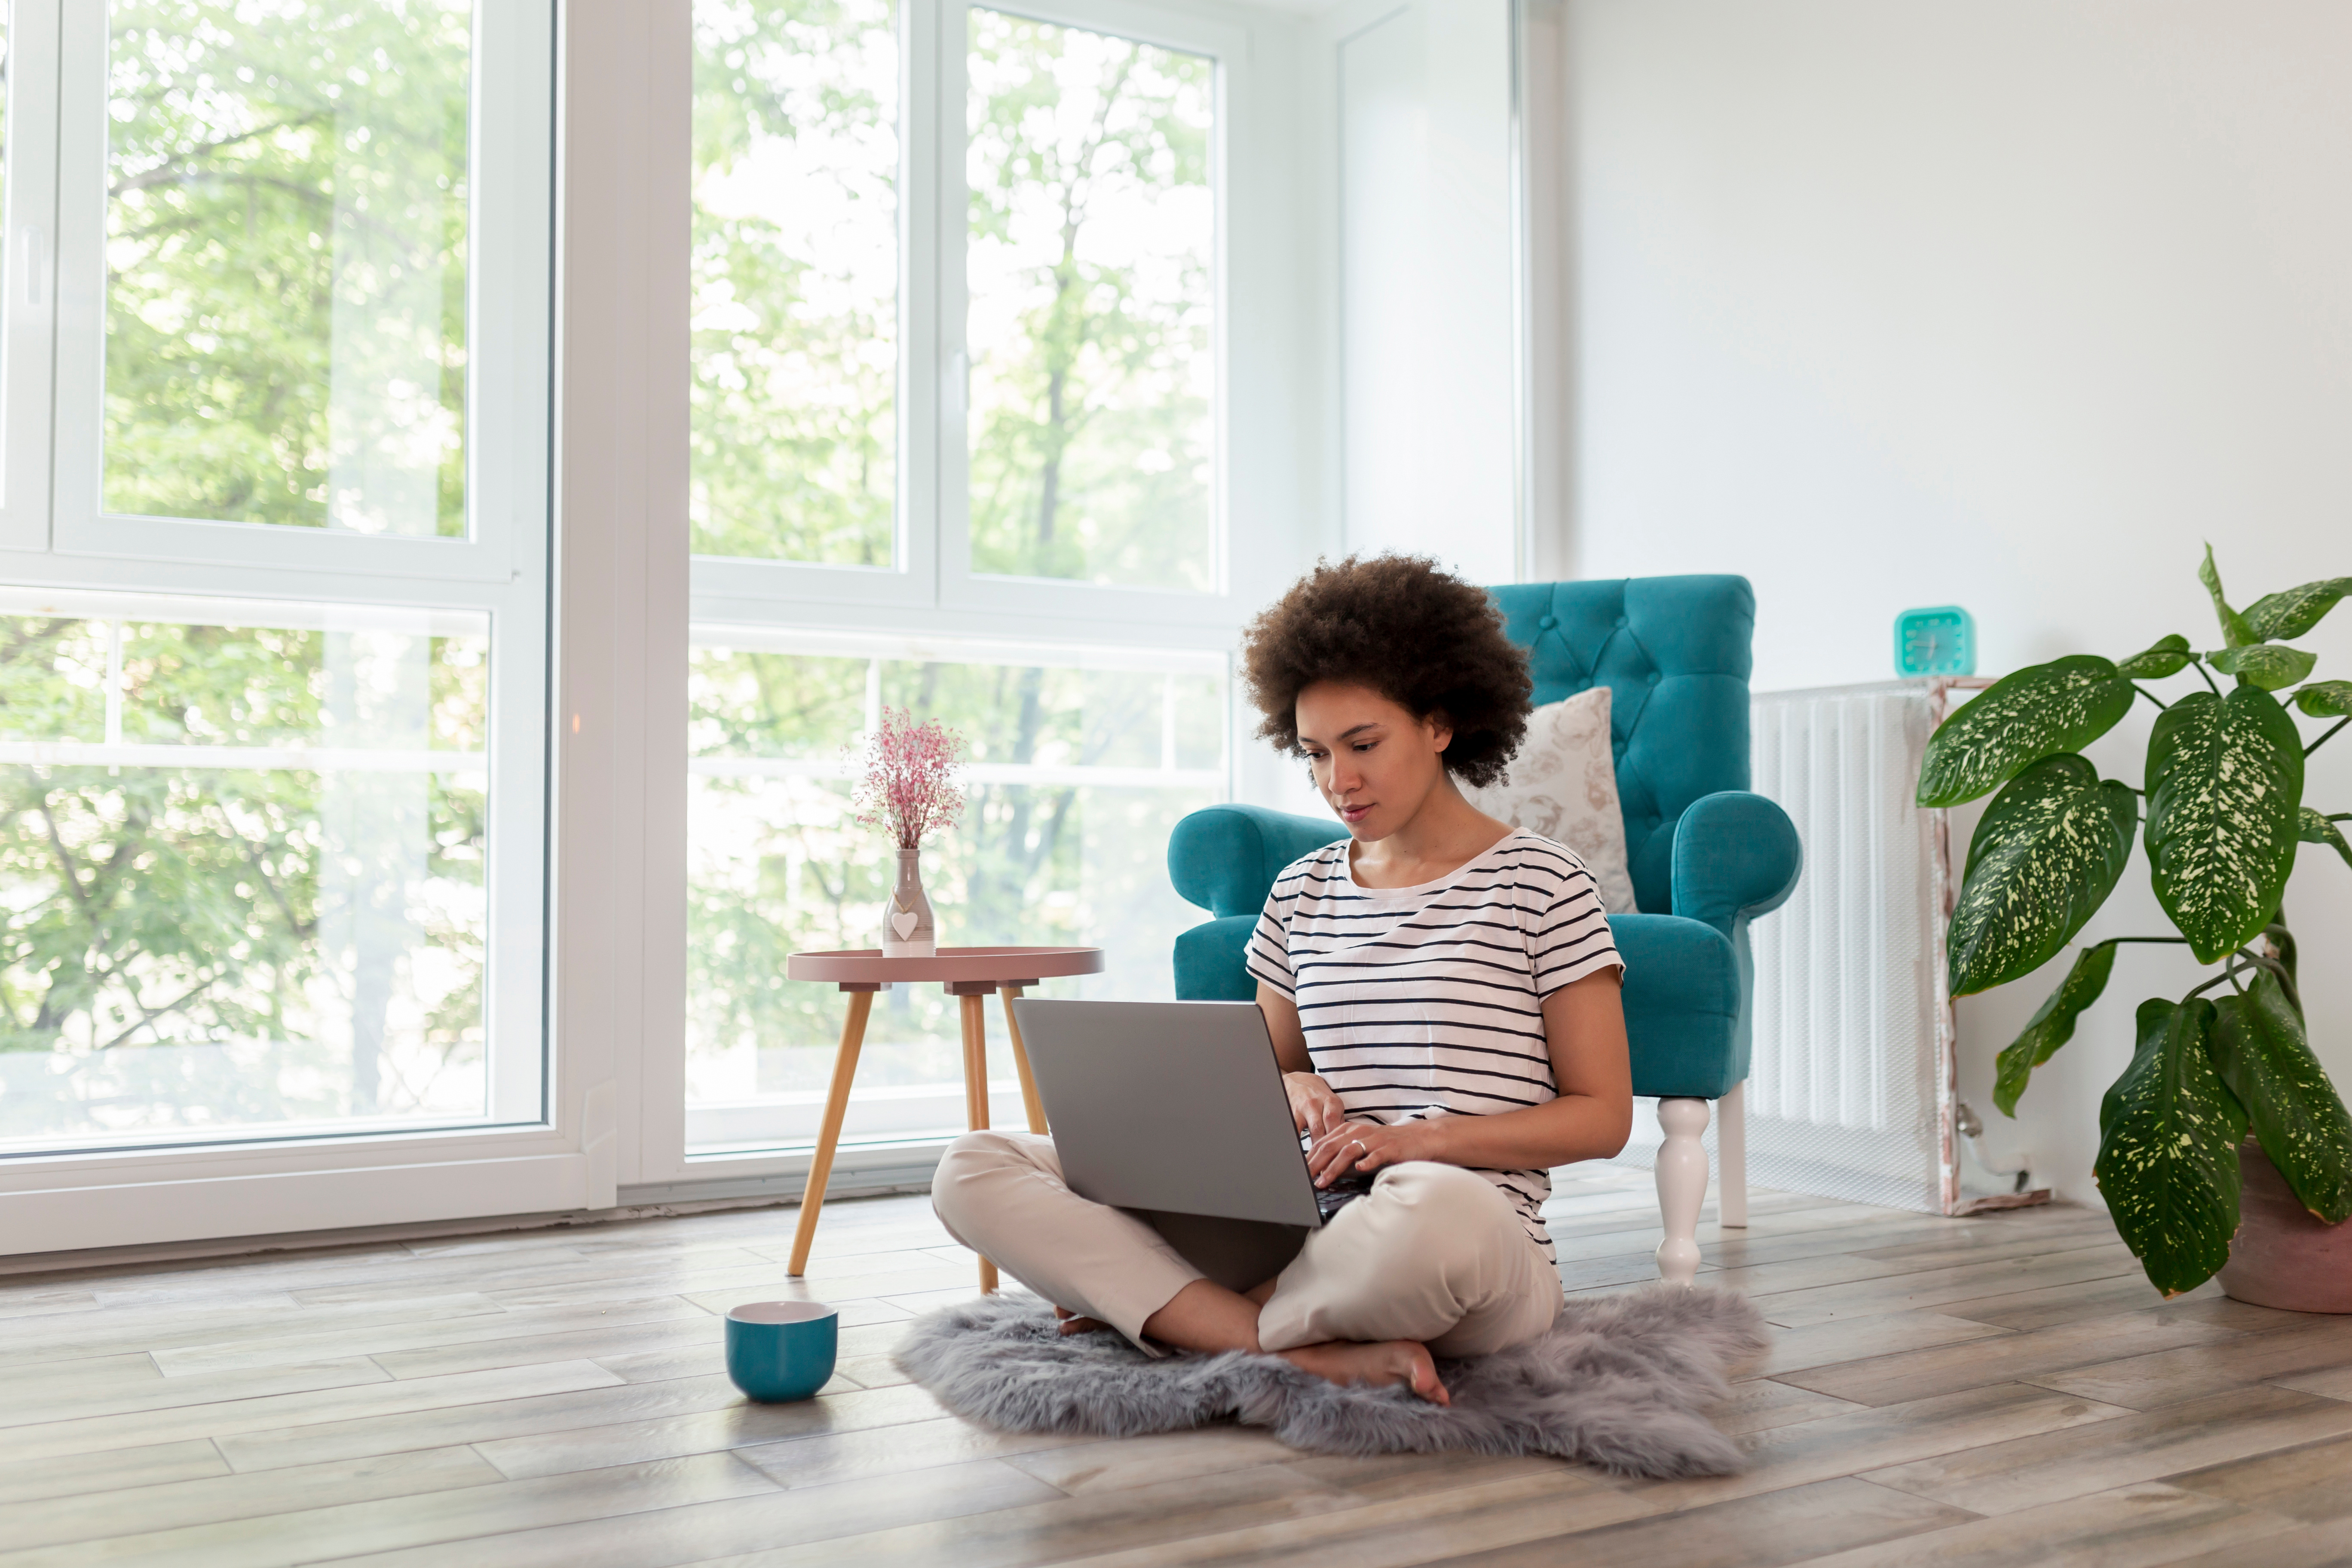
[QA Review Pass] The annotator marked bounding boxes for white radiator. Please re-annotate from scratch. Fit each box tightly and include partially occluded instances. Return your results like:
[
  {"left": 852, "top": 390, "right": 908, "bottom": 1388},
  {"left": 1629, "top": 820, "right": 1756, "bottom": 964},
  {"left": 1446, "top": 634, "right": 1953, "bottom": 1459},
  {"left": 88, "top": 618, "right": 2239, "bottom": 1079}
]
[
  {"left": 1614, "top": 680, "right": 2033, "bottom": 1216},
  {"left": 1743, "top": 683, "right": 1942, "bottom": 1212}
]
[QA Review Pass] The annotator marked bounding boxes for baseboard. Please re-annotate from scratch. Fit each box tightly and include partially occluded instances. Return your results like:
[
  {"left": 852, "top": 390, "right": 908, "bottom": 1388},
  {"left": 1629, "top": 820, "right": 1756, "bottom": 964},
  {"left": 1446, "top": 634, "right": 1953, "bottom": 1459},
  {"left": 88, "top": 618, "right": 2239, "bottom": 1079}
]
[
  {"left": 616, "top": 1161, "right": 943, "bottom": 1209},
  {"left": 0, "top": 1154, "right": 945, "bottom": 1280}
]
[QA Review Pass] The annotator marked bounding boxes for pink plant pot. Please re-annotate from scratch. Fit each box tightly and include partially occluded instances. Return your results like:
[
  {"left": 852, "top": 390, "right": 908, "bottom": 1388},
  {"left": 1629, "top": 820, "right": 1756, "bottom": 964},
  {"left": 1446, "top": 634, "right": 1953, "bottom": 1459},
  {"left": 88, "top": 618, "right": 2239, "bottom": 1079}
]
[{"left": 2219, "top": 1139, "right": 2352, "bottom": 1314}]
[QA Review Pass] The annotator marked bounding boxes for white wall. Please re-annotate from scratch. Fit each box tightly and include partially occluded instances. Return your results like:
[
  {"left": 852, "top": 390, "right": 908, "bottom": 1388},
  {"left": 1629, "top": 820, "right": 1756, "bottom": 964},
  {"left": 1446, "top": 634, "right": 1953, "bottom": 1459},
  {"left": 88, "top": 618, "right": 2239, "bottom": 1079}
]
[
  {"left": 1556, "top": 0, "right": 2352, "bottom": 1202},
  {"left": 1298, "top": 0, "right": 1522, "bottom": 589}
]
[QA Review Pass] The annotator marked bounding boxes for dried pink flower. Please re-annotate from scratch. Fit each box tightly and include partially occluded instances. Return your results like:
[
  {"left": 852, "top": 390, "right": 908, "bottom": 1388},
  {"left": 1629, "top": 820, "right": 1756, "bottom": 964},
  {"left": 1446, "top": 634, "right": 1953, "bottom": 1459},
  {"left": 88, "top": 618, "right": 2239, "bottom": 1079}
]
[{"left": 848, "top": 707, "right": 968, "bottom": 849}]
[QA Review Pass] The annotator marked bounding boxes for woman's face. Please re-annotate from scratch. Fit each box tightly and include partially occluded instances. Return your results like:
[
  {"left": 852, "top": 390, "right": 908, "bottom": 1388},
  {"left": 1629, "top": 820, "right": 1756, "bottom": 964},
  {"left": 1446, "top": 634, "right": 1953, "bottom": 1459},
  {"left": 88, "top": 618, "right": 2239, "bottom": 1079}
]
[{"left": 1294, "top": 681, "right": 1453, "bottom": 841}]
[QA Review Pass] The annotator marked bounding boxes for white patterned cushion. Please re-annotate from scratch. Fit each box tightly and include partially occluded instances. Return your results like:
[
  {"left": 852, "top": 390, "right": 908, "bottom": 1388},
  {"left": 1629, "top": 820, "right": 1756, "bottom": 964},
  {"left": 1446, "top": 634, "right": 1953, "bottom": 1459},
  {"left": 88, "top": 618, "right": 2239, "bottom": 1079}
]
[{"left": 1465, "top": 686, "right": 1638, "bottom": 915}]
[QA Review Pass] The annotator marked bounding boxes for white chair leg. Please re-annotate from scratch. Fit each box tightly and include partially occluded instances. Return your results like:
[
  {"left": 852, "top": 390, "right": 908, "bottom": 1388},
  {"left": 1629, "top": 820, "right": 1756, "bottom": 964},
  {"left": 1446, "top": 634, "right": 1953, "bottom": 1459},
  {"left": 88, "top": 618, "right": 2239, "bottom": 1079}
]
[
  {"left": 1718, "top": 1081, "right": 1749, "bottom": 1230},
  {"left": 1654, "top": 1097, "right": 1711, "bottom": 1286}
]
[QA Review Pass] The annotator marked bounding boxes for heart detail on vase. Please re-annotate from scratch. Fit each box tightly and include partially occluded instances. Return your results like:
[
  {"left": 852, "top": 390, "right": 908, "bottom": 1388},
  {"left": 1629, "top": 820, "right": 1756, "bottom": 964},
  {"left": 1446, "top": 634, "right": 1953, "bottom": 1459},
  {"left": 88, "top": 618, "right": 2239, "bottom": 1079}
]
[{"left": 891, "top": 911, "right": 919, "bottom": 940}]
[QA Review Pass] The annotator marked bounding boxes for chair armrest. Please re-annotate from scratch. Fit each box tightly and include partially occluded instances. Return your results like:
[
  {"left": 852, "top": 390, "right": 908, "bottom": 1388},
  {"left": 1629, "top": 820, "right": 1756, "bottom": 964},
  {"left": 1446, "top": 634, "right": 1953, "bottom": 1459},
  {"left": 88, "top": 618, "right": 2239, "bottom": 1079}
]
[
  {"left": 1167, "top": 804, "right": 1348, "bottom": 919},
  {"left": 1611, "top": 912, "right": 1745, "bottom": 1098},
  {"left": 1173, "top": 916, "right": 1261, "bottom": 1000},
  {"left": 1669, "top": 791, "right": 1802, "bottom": 939}
]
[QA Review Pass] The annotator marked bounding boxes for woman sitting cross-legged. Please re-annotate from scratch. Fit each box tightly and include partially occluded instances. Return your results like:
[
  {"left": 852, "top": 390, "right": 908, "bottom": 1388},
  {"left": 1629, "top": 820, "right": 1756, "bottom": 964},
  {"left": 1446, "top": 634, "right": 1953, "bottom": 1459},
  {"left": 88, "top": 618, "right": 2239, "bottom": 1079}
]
[{"left": 932, "top": 554, "right": 1632, "bottom": 1404}]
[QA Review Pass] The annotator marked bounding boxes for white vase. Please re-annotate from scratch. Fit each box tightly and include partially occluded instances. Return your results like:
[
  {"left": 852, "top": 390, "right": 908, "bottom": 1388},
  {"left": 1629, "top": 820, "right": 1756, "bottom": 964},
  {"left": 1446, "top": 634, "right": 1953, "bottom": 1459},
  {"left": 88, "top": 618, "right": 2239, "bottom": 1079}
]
[{"left": 880, "top": 848, "right": 937, "bottom": 958}]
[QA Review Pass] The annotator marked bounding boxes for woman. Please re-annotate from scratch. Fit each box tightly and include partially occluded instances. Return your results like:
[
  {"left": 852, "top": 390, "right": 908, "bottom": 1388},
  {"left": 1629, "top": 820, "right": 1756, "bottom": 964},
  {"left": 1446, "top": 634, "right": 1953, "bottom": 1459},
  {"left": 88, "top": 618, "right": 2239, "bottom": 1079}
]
[{"left": 932, "top": 555, "right": 1632, "bottom": 1402}]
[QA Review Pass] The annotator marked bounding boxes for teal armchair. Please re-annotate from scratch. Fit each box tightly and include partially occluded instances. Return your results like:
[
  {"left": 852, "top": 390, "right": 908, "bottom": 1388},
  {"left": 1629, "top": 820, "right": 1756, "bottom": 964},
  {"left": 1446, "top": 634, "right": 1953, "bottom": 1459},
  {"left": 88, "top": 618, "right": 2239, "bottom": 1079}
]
[{"left": 1166, "top": 575, "right": 1801, "bottom": 1284}]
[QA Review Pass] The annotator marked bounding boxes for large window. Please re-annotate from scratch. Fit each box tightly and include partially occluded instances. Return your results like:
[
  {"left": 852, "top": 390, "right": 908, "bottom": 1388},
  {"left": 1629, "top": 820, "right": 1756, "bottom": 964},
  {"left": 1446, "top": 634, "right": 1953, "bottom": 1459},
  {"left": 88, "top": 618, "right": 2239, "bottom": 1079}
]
[
  {"left": 684, "top": 0, "right": 1235, "bottom": 1161},
  {"left": 0, "top": 2, "right": 554, "bottom": 1155},
  {"left": 0, "top": 0, "right": 1302, "bottom": 1248}
]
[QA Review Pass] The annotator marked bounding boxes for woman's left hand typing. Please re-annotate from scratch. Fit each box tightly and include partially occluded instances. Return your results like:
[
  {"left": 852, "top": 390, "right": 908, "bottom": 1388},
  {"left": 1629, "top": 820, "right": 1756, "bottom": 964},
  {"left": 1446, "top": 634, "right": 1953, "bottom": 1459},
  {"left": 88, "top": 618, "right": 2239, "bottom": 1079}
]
[{"left": 1306, "top": 1118, "right": 1443, "bottom": 1186}]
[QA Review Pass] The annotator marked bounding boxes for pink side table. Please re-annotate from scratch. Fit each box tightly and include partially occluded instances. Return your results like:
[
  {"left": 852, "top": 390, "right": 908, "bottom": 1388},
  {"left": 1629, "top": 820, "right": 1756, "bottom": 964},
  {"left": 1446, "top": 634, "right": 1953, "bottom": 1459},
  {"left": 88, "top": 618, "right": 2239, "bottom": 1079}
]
[{"left": 781, "top": 946, "right": 1105, "bottom": 1293}]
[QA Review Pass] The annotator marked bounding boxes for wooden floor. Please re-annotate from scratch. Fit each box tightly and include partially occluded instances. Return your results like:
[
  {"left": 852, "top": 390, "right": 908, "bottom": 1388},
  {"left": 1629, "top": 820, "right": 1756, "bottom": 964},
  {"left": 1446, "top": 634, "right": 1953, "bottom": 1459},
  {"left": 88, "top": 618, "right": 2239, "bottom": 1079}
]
[{"left": 8, "top": 1170, "right": 2352, "bottom": 1567}]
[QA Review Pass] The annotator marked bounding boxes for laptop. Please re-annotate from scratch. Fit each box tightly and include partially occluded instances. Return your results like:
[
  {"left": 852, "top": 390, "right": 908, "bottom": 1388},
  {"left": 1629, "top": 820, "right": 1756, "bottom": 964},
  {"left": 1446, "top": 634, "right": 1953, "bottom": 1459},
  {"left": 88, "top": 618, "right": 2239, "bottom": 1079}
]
[{"left": 1009, "top": 998, "right": 1369, "bottom": 1290}]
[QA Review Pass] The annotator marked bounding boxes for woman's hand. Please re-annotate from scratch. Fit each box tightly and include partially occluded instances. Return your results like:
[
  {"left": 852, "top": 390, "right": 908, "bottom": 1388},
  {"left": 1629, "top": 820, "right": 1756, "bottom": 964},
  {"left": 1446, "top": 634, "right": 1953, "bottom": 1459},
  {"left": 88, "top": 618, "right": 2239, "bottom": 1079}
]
[
  {"left": 1306, "top": 1117, "right": 1445, "bottom": 1186},
  {"left": 1283, "top": 1071, "right": 1348, "bottom": 1137}
]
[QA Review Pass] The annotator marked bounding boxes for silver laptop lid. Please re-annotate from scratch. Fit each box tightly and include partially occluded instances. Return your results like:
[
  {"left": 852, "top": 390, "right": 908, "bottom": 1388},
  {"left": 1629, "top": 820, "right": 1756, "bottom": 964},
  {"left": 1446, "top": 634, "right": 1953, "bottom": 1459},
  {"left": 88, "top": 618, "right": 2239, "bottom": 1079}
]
[{"left": 1011, "top": 998, "right": 1322, "bottom": 1229}]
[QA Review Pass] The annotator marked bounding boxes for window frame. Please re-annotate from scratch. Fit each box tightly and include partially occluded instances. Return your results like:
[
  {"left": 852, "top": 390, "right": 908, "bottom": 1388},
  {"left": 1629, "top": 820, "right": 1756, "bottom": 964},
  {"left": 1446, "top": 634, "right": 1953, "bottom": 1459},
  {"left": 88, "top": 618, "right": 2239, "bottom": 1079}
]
[
  {"left": 646, "top": 0, "right": 1277, "bottom": 1194},
  {"left": 46, "top": 0, "right": 541, "bottom": 585},
  {"left": 0, "top": 0, "right": 585, "bottom": 1254}
]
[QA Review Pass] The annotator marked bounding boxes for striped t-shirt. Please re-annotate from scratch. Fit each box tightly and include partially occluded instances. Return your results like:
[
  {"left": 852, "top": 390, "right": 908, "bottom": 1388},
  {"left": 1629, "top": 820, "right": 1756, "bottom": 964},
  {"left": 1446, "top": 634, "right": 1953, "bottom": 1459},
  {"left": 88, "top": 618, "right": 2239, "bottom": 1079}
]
[{"left": 1244, "top": 829, "right": 1625, "bottom": 1260}]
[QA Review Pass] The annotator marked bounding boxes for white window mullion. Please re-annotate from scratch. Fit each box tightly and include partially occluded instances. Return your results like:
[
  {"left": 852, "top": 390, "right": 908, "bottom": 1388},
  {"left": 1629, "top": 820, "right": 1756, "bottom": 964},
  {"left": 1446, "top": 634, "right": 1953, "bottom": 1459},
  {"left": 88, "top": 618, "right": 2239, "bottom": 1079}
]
[
  {"left": 932, "top": 0, "right": 974, "bottom": 611},
  {"left": 0, "top": 0, "right": 60, "bottom": 553},
  {"left": 903, "top": 0, "right": 946, "bottom": 612}
]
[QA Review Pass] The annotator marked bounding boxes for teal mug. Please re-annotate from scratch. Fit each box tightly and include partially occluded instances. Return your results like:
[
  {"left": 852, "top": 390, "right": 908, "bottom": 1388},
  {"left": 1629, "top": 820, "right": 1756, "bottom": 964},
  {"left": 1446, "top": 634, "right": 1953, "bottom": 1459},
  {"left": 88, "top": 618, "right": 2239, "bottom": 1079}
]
[{"left": 725, "top": 1301, "right": 838, "bottom": 1402}]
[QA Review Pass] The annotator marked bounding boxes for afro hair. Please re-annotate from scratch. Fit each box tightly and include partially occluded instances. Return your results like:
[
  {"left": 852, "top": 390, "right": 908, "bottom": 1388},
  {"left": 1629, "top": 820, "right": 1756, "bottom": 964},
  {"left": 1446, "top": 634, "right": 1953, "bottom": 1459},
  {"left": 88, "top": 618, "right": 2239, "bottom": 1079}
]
[{"left": 1240, "top": 554, "right": 1533, "bottom": 790}]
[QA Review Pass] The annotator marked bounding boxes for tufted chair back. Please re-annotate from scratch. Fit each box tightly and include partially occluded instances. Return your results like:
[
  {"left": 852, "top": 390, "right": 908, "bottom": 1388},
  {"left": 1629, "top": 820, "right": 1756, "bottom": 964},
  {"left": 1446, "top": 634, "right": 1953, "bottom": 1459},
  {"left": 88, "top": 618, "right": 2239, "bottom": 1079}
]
[{"left": 1486, "top": 576, "right": 1754, "bottom": 914}]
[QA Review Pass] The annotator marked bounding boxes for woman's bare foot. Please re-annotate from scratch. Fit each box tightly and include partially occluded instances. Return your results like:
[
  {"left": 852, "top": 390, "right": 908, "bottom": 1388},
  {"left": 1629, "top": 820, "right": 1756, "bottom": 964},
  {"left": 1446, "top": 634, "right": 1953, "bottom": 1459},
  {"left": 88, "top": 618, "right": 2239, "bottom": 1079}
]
[
  {"left": 1279, "top": 1339, "right": 1449, "bottom": 1405},
  {"left": 1053, "top": 1306, "right": 1109, "bottom": 1336}
]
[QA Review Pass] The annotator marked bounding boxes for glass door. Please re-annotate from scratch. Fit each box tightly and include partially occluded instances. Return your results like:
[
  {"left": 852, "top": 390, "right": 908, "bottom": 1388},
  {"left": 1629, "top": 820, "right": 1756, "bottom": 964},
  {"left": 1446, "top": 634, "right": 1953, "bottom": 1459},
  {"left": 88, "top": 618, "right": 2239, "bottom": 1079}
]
[{"left": 2, "top": 0, "right": 554, "bottom": 1162}]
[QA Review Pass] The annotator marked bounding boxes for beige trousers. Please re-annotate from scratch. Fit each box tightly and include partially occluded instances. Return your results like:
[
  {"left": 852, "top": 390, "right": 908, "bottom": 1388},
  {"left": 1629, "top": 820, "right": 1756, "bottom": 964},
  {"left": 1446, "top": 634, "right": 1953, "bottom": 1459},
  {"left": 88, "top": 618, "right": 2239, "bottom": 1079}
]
[{"left": 931, "top": 1130, "right": 1561, "bottom": 1358}]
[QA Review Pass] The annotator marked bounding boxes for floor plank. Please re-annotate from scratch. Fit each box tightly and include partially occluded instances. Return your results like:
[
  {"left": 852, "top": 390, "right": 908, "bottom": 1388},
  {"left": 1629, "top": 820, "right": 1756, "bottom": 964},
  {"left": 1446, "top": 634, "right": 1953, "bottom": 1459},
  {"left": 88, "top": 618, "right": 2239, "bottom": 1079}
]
[
  {"left": 0, "top": 1453, "right": 780, "bottom": 1568},
  {"left": 463, "top": 1379, "right": 949, "bottom": 1479},
  {"left": 1424, "top": 1476, "right": 1973, "bottom": 1568},
  {"left": 0, "top": 1360, "right": 625, "bottom": 1465},
  {"left": 1774, "top": 1310, "right": 2248, "bottom": 1407},
  {"left": 1746, "top": 1242, "right": 2141, "bottom": 1327},
  {"left": 153, "top": 1295, "right": 714, "bottom": 1377},
  {"left": 1789, "top": 1479, "right": 2296, "bottom": 1568},
  {"left": 0, "top": 1440, "right": 227, "bottom": 1508},
  {"left": 310, "top": 1457, "right": 1067, "bottom": 1568},
  {"left": 1757, "top": 1311, "right": 2012, "bottom": 1378},
  {"left": 0, "top": 1446, "right": 500, "bottom": 1554},
  {"left": 0, "top": 1357, "right": 396, "bottom": 1430},
  {"left": 2158, "top": 1515, "right": 2352, "bottom": 1568},
  {"left": 736, "top": 1467, "right": 1653, "bottom": 1568},
  {"left": 1860, "top": 1384, "right": 2352, "bottom": 1516},
  {"left": 2163, "top": 1431, "right": 2352, "bottom": 1523},
  {"left": 2030, "top": 1317, "right": 2352, "bottom": 1409},
  {"left": 1619, "top": 1382, "right": 2132, "bottom": 1513}
]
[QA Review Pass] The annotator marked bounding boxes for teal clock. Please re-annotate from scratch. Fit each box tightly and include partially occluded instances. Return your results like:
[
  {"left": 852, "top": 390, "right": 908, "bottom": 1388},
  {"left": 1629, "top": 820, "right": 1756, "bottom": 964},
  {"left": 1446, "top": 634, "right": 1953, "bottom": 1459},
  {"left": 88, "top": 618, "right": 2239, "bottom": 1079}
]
[{"left": 1895, "top": 606, "right": 1976, "bottom": 677}]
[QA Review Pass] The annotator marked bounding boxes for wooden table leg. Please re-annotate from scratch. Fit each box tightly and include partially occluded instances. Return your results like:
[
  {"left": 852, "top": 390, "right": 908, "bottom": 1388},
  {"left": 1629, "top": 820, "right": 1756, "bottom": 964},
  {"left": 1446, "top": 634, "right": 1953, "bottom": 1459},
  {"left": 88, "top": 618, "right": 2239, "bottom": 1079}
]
[
  {"left": 998, "top": 986, "right": 1049, "bottom": 1135},
  {"left": 788, "top": 987, "right": 875, "bottom": 1277},
  {"left": 957, "top": 991, "right": 998, "bottom": 1294}
]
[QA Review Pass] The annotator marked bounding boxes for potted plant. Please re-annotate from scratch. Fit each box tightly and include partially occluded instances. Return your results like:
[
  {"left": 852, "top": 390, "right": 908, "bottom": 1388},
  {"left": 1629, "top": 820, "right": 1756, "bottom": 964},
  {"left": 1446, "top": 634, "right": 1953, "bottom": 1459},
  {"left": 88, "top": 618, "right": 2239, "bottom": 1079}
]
[{"left": 1917, "top": 549, "right": 2352, "bottom": 1301}]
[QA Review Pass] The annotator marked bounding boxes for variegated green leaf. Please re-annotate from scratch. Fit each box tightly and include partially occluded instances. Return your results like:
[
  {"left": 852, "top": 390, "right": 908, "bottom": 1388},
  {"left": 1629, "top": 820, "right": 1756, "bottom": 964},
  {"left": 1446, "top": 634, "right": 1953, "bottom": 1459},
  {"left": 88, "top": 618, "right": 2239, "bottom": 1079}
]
[
  {"left": 2116, "top": 634, "right": 2195, "bottom": 680},
  {"left": 2146, "top": 687, "right": 2305, "bottom": 962},
  {"left": 2244, "top": 577, "right": 2352, "bottom": 642},
  {"left": 1916, "top": 657, "right": 2134, "bottom": 808},
  {"left": 2301, "top": 807, "right": 2352, "bottom": 871},
  {"left": 2209, "top": 970, "right": 2352, "bottom": 1225},
  {"left": 2295, "top": 680, "right": 2352, "bottom": 717},
  {"left": 2095, "top": 998, "right": 2247, "bottom": 1298},
  {"left": 1950, "top": 755, "right": 2137, "bottom": 997},
  {"left": 2200, "top": 545, "right": 2257, "bottom": 648},
  {"left": 1993, "top": 940, "right": 2116, "bottom": 1116},
  {"left": 2205, "top": 644, "right": 2319, "bottom": 692}
]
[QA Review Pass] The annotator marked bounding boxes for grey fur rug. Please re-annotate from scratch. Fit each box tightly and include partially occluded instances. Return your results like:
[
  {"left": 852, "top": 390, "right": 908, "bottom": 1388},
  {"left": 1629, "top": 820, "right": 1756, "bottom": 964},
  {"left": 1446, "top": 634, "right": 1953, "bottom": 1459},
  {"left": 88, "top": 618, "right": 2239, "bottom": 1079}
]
[{"left": 893, "top": 1285, "right": 1769, "bottom": 1478}]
